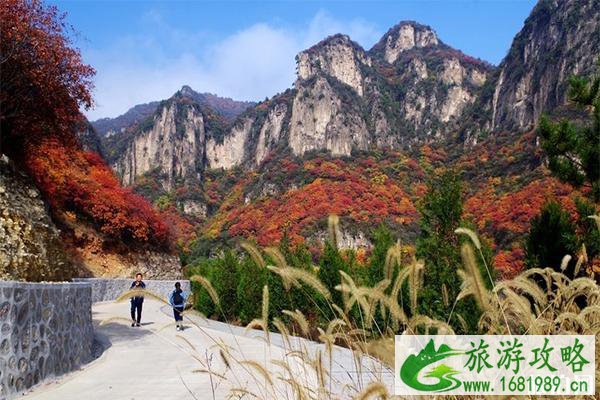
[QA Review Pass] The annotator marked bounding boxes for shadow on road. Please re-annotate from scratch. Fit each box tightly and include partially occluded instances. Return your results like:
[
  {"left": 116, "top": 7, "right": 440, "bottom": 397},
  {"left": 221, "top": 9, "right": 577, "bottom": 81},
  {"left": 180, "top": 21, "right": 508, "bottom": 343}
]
[{"left": 97, "top": 321, "right": 154, "bottom": 345}]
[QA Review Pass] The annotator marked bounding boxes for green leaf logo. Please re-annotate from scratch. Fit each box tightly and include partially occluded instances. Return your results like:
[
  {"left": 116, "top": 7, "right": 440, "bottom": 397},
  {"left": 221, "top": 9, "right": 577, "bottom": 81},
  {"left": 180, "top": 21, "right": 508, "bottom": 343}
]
[{"left": 400, "top": 339, "right": 465, "bottom": 392}]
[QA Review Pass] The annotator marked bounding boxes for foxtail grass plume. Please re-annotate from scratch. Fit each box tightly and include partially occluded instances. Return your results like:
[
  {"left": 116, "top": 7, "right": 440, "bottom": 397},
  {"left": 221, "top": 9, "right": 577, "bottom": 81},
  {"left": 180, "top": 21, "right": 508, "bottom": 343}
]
[
  {"left": 189, "top": 275, "right": 220, "bottom": 306},
  {"left": 455, "top": 227, "right": 481, "bottom": 249},
  {"left": 240, "top": 240, "right": 266, "bottom": 269},
  {"left": 327, "top": 214, "right": 340, "bottom": 247}
]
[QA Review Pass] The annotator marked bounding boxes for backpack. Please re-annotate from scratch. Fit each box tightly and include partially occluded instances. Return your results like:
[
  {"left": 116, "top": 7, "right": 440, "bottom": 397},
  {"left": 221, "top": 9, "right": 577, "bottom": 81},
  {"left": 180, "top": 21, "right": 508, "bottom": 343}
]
[{"left": 173, "top": 290, "right": 184, "bottom": 305}]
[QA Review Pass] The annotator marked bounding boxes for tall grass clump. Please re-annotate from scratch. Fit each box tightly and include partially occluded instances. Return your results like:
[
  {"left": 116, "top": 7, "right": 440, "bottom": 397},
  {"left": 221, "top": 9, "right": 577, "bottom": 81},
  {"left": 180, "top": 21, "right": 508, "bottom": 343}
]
[
  {"left": 105, "top": 212, "right": 600, "bottom": 399},
  {"left": 174, "top": 192, "right": 599, "bottom": 399}
]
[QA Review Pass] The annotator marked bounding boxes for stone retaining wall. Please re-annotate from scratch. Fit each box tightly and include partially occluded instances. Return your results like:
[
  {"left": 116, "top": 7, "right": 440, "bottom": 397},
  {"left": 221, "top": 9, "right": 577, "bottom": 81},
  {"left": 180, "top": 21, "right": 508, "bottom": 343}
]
[
  {"left": 72, "top": 278, "right": 191, "bottom": 303},
  {"left": 0, "top": 281, "right": 93, "bottom": 400}
]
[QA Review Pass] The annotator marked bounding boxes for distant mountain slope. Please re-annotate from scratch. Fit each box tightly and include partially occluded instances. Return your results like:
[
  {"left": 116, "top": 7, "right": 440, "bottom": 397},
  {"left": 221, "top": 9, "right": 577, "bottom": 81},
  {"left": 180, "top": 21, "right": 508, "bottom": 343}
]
[
  {"left": 95, "top": 0, "right": 598, "bottom": 275},
  {"left": 104, "top": 21, "right": 496, "bottom": 191},
  {"left": 92, "top": 101, "right": 160, "bottom": 137},
  {"left": 91, "top": 86, "right": 254, "bottom": 137}
]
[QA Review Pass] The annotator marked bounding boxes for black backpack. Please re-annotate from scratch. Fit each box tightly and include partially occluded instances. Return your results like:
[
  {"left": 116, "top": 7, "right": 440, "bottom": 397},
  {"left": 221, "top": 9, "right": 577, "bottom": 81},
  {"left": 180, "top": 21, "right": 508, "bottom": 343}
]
[{"left": 173, "top": 290, "right": 184, "bottom": 305}]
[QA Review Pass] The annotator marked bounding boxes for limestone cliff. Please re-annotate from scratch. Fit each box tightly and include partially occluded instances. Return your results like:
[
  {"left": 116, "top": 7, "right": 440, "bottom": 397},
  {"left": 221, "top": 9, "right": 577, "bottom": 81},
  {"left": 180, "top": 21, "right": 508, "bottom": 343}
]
[
  {"left": 99, "top": 3, "right": 600, "bottom": 215},
  {"left": 206, "top": 117, "right": 253, "bottom": 169},
  {"left": 92, "top": 88, "right": 254, "bottom": 137},
  {"left": 368, "top": 22, "right": 493, "bottom": 144},
  {"left": 106, "top": 91, "right": 215, "bottom": 190},
  {"left": 0, "top": 156, "right": 71, "bottom": 281},
  {"left": 289, "top": 75, "right": 369, "bottom": 156},
  {"left": 370, "top": 21, "right": 439, "bottom": 64},
  {"left": 296, "top": 34, "right": 371, "bottom": 97},
  {"left": 491, "top": 0, "right": 600, "bottom": 131}
]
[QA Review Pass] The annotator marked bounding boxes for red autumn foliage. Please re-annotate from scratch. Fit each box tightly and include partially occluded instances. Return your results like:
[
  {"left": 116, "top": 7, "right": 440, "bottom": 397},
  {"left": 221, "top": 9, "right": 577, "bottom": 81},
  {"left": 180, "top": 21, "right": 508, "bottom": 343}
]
[
  {"left": 0, "top": 0, "right": 94, "bottom": 149},
  {"left": 223, "top": 157, "right": 418, "bottom": 245},
  {"left": 1, "top": 0, "right": 174, "bottom": 250},
  {"left": 493, "top": 248, "right": 525, "bottom": 279},
  {"left": 159, "top": 205, "right": 196, "bottom": 249},
  {"left": 24, "top": 137, "right": 171, "bottom": 248},
  {"left": 420, "top": 145, "right": 447, "bottom": 163},
  {"left": 464, "top": 177, "right": 577, "bottom": 236}
]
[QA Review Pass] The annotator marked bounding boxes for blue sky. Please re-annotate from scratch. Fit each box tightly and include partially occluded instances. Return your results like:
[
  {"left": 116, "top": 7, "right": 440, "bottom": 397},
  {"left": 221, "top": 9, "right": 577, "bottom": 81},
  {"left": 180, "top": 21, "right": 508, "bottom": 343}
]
[{"left": 54, "top": 0, "right": 537, "bottom": 120}]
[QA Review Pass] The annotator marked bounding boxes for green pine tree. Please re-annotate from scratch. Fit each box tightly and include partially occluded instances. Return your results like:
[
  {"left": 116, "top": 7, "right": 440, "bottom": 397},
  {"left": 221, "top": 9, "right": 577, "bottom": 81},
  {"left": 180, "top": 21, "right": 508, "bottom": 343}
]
[
  {"left": 416, "top": 170, "right": 463, "bottom": 325},
  {"left": 416, "top": 170, "right": 488, "bottom": 332},
  {"left": 317, "top": 241, "right": 349, "bottom": 321},
  {"left": 236, "top": 255, "right": 267, "bottom": 324},
  {"left": 525, "top": 201, "right": 578, "bottom": 275},
  {"left": 538, "top": 60, "right": 600, "bottom": 200},
  {"left": 575, "top": 197, "right": 600, "bottom": 264},
  {"left": 366, "top": 223, "right": 395, "bottom": 287}
]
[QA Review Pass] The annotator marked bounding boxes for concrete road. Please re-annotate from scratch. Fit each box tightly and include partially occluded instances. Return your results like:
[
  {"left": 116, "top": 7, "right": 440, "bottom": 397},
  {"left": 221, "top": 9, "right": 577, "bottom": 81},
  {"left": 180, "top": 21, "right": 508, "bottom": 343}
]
[{"left": 22, "top": 299, "right": 392, "bottom": 400}]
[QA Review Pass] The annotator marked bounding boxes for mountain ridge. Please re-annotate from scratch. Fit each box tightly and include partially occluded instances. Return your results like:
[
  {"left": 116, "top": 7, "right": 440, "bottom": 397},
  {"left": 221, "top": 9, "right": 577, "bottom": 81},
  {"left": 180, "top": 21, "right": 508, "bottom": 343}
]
[
  {"left": 96, "top": 0, "right": 598, "bottom": 259},
  {"left": 91, "top": 87, "right": 255, "bottom": 137}
]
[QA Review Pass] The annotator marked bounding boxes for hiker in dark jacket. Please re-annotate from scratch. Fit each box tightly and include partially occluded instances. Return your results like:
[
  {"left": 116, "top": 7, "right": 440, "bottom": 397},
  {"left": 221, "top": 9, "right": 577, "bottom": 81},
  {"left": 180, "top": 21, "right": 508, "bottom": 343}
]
[
  {"left": 169, "top": 282, "right": 188, "bottom": 331},
  {"left": 130, "top": 272, "right": 146, "bottom": 327}
]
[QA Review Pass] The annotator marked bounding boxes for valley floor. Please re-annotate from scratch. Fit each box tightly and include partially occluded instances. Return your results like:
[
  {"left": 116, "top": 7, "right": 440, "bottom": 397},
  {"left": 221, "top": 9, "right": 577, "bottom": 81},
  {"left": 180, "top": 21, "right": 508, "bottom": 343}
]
[{"left": 23, "top": 299, "right": 393, "bottom": 399}]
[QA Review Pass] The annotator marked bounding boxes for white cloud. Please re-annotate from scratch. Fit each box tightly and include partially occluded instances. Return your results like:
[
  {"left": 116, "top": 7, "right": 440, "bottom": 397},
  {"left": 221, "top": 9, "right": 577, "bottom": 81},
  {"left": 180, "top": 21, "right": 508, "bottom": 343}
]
[{"left": 84, "top": 11, "right": 382, "bottom": 120}]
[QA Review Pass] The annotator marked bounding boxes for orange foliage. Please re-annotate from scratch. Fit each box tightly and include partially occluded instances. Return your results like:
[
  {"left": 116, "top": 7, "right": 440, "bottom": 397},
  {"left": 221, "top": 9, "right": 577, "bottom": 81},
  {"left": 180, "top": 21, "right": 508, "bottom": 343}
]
[
  {"left": 225, "top": 165, "right": 418, "bottom": 245},
  {"left": 420, "top": 145, "right": 447, "bottom": 163},
  {"left": 160, "top": 206, "right": 196, "bottom": 249},
  {"left": 465, "top": 177, "right": 577, "bottom": 235},
  {"left": 24, "top": 137, "right": 171, "bottom": 249},
  {"left": 493, "top": 248, "right": 525, "bottom": 279}
]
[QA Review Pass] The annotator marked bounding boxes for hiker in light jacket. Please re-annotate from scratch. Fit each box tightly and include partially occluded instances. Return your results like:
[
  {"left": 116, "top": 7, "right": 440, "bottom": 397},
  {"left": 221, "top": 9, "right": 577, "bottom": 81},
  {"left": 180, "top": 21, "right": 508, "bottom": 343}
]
[{"left": 169, "top": 282, "right": 188, "bottom": 331}]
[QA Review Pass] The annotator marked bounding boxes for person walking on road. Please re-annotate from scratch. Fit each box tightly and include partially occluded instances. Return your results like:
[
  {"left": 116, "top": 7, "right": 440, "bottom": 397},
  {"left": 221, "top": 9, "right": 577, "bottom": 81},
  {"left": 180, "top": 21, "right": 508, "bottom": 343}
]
[
  {"left": 130, "top": 272, "right": 146, "bottom": 327},
  {"left": 169, "top": 282, "right": 188, "bottom": 331}
]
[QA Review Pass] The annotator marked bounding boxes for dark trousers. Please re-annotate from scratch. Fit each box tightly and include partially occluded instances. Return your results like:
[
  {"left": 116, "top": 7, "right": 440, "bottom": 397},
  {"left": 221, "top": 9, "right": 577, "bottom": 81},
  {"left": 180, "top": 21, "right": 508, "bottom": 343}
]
[
  {"left": 173, "top": 306, "right": 184, "bottom": 322},
  {"left": 131, "top": 300, "right": 143, "bottom": 323}
]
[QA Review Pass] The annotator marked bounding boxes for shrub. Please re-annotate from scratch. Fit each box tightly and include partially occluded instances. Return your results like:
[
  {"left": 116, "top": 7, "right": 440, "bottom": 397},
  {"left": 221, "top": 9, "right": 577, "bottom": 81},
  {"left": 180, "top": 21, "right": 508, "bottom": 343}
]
[
  {"left": 317, "top": 241, "right": 349, "bottom": 320},
  {"left": 24, "top": 137, "right": 171, "bottom": 249},
  {"left": 525, "top": 200, "right": 578, "bottom": 275},
  {"left": 366, "top": 224, "right": 395, "bottom": 286},
  {"left": 236, "top": 256, "right": 266, "bottom": 324}
]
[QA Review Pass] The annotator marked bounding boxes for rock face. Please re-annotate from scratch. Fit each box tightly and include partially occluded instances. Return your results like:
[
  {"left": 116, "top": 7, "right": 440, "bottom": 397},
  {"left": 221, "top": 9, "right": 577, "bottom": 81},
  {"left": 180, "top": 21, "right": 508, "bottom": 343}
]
[
  {"left": 371, "top": 21, "right": 439, "bottom": 64},
  {"left": 297, "top": 34, "right": 371, "bottom": 97},
  {"left": 369, "top": 22, "right": 493, "bottom": 144},
  {"left": 206, "top": 117, "right": 253, "bottom": 169},
  {"left": 109, "top": 94, "right": 209, "bottom": 190},
  {"left": 491, "top": 0, "right": 600, "bottom": 131},
  {"left": 254, "top": 103, "right": 288, "bottom": 165},
  {"left": 91, "top": 88, "right": 254, "bottom": 137},
  {"left": 0, "top": 156, "right": 71, "bottom": 282},
  {"left": 101, "top": 3, "right": 600, "bottom": 214},
  {"left": 105, "top": 22, "right": 496, "bottom": 182},
  {"left": 289, "top": 76, "right": 369, "bottom": 156}
]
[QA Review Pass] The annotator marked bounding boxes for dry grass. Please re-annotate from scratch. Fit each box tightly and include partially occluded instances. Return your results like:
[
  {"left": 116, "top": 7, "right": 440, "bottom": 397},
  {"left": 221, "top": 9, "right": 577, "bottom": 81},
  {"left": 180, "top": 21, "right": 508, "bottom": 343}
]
[{"left": 109, "top": 214, "right": 600, "bottom": 399}]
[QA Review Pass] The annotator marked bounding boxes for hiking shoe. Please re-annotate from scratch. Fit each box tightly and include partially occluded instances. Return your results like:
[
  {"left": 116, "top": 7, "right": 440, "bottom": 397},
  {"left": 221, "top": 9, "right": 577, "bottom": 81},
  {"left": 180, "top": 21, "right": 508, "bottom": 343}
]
[
  {"left": 131, "top": 322, "right": 135, "bottom": 327},
  {"left": 136, "top": 322, "right": 141, "bottom": 327},
  {"left": 176, "top": 326, "right": 181, "bottom": 331}
]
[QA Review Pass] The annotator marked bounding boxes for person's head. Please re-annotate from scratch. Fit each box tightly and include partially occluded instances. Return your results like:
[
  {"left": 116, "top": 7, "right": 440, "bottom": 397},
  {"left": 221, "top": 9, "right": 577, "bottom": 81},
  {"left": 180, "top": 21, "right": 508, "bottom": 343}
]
[
  {"left": 135, "top": 273, "right": 142, "bottom": 282},
  {"left": 174, "top": 282, "right": 181, "bottom": 290}
]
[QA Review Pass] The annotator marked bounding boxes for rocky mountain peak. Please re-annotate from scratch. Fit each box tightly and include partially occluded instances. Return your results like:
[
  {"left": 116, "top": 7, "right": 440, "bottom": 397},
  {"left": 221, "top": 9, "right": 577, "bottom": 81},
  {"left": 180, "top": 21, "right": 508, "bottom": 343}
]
[
  {"left": 296, "top": 33, "right": 371, "bottom": 96},
  {"left": 179, "top": 85, "right": 196, "bottom": 98},
  {"left": 102, "top": 0, "right": 599, "bottom": 206},
  {"left": 371, "top": 21, "right": 440, "bottom": 64}
]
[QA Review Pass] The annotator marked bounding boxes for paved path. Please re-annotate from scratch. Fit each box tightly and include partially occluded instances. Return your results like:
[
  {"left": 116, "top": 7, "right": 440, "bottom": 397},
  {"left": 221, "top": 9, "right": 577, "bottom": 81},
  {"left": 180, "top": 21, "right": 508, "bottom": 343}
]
[{"left": 23, "top": 299, "right": 392, "bottom": 400}]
